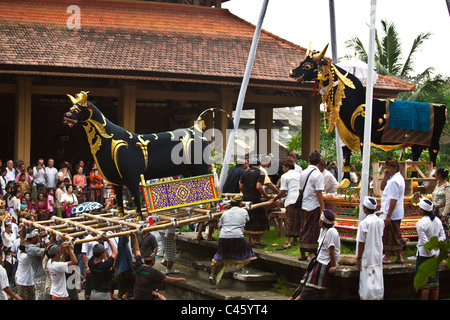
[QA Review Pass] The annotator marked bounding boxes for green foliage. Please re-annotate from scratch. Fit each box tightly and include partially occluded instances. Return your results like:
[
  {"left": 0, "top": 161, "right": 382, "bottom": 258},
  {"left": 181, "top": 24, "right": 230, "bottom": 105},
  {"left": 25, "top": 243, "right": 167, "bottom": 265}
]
[
  {"left": 413, "top": 236, "right": 450, "bottom": 292},
  {"left": 345, "top": 19, "right": 431, "bottom": 78}
]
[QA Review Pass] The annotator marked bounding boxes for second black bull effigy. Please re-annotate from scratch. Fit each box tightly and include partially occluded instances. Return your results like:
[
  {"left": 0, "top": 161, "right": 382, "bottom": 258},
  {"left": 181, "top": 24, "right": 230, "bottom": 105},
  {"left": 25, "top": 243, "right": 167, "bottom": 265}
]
[
  {"left": 63, "top": 91, "right": 233, "bottom": 221},
  {"left": 289, "top": 44, "right": 447, "bottom": 176}
]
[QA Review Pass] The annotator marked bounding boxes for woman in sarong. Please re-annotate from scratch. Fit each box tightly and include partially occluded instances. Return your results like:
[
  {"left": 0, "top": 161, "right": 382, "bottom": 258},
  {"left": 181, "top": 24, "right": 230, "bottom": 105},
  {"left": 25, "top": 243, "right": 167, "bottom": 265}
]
[
  {"left": 209, "top": 196, "right": 257, "bottom": 285},
  {"left": 415, "top": 198, "right": 446, "bottom": 300}
]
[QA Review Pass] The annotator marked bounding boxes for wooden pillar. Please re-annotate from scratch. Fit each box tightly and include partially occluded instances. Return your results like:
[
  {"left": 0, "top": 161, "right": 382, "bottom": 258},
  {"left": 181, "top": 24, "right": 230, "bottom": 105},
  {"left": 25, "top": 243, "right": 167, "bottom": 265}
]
[
  {"left": 255, "top": 106, "right": 273, "bottom": 154},
  {"left": 119, "top": 85, "right": 136, "bottom": 133},
  {"left": 219, "top": 88, "right": 234, "bottom": 150},
  {"left": 301, "top": 96, "right": 321, "bottom": 161},
  {"left": 15, "top": 78, "right": 32, "bottom": 166}
]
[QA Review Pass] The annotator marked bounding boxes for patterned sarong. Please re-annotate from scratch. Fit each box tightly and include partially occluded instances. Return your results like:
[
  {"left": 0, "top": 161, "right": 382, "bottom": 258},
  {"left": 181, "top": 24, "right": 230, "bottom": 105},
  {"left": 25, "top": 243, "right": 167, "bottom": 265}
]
[
  {"left": 244, "top": 206, "right": 270, "bottom": 235},
  {"left": 212, "top": 238, "right": 257, "bottom": 266},
  {"left": 285, "top": 204, "right": 301, "bottom": 237},
  {"left": 382, "top": 219, "right": 403, "bottom": 251},
  {"left": 291, "top": 261, "right": 331, "bottom": 300},
  {"left": 298, "top": 207, "right": 321, "bottom": 253}
]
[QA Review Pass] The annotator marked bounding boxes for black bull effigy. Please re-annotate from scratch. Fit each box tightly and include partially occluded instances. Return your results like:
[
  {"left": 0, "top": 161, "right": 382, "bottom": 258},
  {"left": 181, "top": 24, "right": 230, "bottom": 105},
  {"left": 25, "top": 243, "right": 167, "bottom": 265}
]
[
  {"left": 289, "top": 44, "right": 447, "bottom": 176},
  {"left": 64, "top": 91, "right": 233, "bottom": 221}
]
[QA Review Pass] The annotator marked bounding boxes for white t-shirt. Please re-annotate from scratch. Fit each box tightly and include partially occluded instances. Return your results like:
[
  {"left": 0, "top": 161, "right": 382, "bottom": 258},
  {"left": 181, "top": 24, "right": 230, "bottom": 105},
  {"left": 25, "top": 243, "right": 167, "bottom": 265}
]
[
  {"left": 280, "top": 169, "right": 300, "bottom": 207},
  {"left": 294, "top": 164, "right": 303, "bottom": 174},
  {"left": 0, "top": 264, "right": 10, "bottom": 300},
  {"left": 45, "top": 167, "right": 59, "bottom": 189},
  {"left": 5, "top": 168, "right": 16, "bottom": 183},
  {"left": 218, "top": 206, "right": 249, "bottom": 239},
  {"left": 33, "top": 166, "right": 46, "bottom": 185},
  {"left": 16, "top": 251, "right": 34, "bottom": 286},
  {"left": 380, "top": 172, "right": 405, "bottom": 220},
  {"left": 81, "top": 235, "right": 110, "bottom": 260},
  {"left": 416, "top": 215, "right": 446, "bottom": 257},
  {"left": 356, "top": 214, "right": 384, "bottom": 267},
  {"left": 322, "top": 169, "right": 339, "bottom": 194},
  {"left": 60, "top": 193, "right": 77, "bottom": 205},
  {"left": 299, "top": 165, "right": 324, "bottom": 212},
  {"left": 316, "top": 227, "right": 340, "bottom": 265},
  {"left": 1, "top": 228, "right": 16, "bottom": 249},
  {"left": 48, "top": 260, "right": 69, "bottom": 298}
]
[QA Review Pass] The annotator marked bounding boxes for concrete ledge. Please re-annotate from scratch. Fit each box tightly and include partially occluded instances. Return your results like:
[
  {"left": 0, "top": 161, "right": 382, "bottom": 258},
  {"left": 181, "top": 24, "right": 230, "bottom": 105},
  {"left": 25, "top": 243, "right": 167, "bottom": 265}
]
[{"left": 175, "top": 232, "right": 450, "bottom": 300}]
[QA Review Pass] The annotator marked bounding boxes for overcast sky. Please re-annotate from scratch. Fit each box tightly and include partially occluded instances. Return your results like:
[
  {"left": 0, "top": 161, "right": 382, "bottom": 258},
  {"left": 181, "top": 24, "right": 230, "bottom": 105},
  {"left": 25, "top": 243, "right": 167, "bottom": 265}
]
[{"left": 222, "top": 0, "right": 450, "bottom": 77}]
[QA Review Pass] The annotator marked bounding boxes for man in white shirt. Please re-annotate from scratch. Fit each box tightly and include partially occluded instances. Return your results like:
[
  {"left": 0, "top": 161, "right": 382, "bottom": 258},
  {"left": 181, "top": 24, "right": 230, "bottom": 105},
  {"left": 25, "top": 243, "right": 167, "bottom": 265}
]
[
  {"left": 45, "top": 158, "right": 59, "bottom": 189},
  {"left": 33, "top": 158, "right": 47, "bottom": 188},
  {"left": 286, "top": 152, "right": 302, "bottom": 174},
  {"left": 356, "top": 196, "right": 385, "bottom": 300},
  {"left": 318, "top": 159, "right": 339, "bottom": 194},
  {"left": 298, "top": 151, "right": 325, "bottom": 261},
  {"left": 47, "top": 241, "right": 78, "bottom": 300},
  {"left": 270, "top": 161, "right": 301, "bottom": 250},
  {"left": 0, "top": 252, "right": 22, "bottom": 300},
  {"left": 380, "top": 158, "right": 405, "bottom": 264}
]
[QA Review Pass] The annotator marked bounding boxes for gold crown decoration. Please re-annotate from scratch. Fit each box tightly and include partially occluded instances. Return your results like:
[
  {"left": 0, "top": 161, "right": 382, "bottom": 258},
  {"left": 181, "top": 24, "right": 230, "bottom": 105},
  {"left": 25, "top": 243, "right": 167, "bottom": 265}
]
[
  {"left": 305, "top": 43, "right": 329, "bottom": 62},
  {"left": 67, "top": 91, "right": 89, "bottom": 106}
]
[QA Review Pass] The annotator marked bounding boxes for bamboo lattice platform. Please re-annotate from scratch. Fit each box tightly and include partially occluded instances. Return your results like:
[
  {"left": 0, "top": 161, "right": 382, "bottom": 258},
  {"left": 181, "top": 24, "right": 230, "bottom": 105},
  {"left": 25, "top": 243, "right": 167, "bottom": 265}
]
[{"left": 21, "top": 196, "right": 270, "bottom": 245}]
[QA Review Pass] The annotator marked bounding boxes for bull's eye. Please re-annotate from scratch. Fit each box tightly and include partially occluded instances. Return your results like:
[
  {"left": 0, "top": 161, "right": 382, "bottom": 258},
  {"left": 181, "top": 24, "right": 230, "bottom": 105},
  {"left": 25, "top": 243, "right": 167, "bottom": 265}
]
[
  {"left": 303, "top": 63, "right": 314, "bottom": 70},
  {"left": 73, "top": 109, "right": 79, "bottom": 114}
]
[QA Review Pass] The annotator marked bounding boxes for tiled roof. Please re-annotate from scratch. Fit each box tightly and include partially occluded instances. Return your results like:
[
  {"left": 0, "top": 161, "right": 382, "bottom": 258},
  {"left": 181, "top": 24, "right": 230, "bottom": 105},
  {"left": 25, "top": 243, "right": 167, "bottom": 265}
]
[{"left": 0, "top": 0, "right": 414, "bottom": 92}]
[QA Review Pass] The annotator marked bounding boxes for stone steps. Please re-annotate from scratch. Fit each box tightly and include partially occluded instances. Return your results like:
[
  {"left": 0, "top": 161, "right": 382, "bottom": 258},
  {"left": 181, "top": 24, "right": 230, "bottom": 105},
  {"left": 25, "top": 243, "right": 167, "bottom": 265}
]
[
  {"left": 192, "top": 261, "right": 279, "bottom": 292},
  {"left": 152, "top": 258, "right": 289, "bottom": 300}
]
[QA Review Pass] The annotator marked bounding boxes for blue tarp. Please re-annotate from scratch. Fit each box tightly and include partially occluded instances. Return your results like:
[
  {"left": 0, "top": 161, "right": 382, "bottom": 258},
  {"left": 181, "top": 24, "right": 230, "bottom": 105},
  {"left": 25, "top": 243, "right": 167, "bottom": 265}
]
[{"left": 388, "top": 100, "right": 430, "bottom": 132}]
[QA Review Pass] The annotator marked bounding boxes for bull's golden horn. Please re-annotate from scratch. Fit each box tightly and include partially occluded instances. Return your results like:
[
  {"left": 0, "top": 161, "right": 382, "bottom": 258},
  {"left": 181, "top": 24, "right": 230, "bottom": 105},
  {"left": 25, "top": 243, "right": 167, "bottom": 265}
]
[
  {"left": 313, "top": 43, "right": 329, "bottom": 61},
  {"left": 305, "top": 42, "right": 312, "bottom": 58},
  {"left": 67, "top": 94, "right": 77, "bottom": 105}
]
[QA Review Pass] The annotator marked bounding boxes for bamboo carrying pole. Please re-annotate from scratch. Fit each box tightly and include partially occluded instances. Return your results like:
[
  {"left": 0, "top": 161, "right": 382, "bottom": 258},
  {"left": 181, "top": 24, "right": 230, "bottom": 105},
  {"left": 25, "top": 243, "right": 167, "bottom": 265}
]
[
  {"left": 52, "top": 216, "right": 104, "bottom": 237},
  {"left": 82, "top": 212, "right": 144, "bottom": 232},
  {"left": 20, "top": 198, "right": 274, "bottom": 245},
  {"left": 22, "top": 219, "right": 75, "bottom": 244}
]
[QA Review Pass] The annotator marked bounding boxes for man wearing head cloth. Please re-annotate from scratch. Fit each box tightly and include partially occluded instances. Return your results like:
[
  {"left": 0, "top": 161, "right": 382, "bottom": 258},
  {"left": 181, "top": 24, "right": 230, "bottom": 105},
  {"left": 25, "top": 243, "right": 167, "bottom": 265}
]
[
  {"left": 380, "top": 158, "right": 405, "bottom": 264},
  {"left": 356, "top": 196, "right": 385, "bottom": 300}
]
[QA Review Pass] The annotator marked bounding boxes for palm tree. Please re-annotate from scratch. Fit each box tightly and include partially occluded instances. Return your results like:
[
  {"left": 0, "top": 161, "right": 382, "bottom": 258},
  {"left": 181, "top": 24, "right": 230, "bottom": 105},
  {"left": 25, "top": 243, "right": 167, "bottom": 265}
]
[{"left": 344, "top": 20, "right": 432, "bottom": 80}]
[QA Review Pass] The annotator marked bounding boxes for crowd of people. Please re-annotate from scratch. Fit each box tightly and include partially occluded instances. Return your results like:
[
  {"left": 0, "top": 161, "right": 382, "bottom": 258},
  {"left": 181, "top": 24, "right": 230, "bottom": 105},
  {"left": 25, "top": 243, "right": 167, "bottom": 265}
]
[
  {"left": 0, "top": 152, "right": 449, "bottom": 301},
  {"left": 0, "top": 156, "right": 185, "bottom": 300},
  {"left": 219, "top": 152, "right": 449, "bottom": 300},
  {"left": 0, "top": 158, "right": 119, "bottom": 224}
]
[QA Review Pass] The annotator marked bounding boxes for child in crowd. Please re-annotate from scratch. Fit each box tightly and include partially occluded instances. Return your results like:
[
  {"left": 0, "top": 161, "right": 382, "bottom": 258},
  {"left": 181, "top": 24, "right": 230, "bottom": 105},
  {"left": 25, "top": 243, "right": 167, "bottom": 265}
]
[
  {"left": 17, "top": 173, "right": 30, "bottom": 194},
  {"left": 47, "top": 188, "right": 55, "bottom": 217}
]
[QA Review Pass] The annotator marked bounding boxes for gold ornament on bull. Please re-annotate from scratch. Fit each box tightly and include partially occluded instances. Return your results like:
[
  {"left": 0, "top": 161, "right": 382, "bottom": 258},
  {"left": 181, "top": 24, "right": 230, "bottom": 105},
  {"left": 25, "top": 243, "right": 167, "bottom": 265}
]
[{"left": 67, "top": 91, "right": 89, "bottom": 106}]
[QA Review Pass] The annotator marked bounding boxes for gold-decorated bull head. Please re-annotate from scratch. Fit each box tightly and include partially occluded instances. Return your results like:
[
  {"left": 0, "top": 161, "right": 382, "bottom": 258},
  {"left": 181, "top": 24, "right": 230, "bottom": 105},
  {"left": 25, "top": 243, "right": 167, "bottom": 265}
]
[
  {"left": 290, "top": 43, "right": 329, "bottom": 83},
  {"left": 64, "top": 91, "right": 92, "bottom": 127}
]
